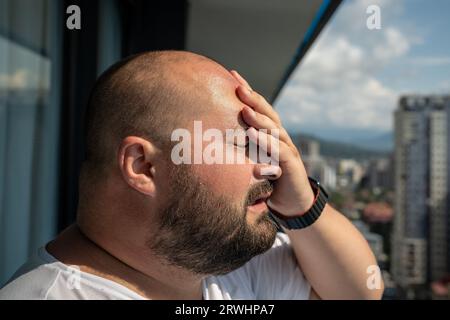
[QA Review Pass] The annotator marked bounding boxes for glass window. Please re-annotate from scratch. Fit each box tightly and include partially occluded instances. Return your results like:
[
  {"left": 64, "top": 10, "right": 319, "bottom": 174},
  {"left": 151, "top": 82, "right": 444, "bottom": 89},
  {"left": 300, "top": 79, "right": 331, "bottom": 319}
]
[
  {"left": 0, "top": 0, "right": 62, "bottom": 285},
  {"left": 275, "top": 0, "right": 450, "bottom": 299}
]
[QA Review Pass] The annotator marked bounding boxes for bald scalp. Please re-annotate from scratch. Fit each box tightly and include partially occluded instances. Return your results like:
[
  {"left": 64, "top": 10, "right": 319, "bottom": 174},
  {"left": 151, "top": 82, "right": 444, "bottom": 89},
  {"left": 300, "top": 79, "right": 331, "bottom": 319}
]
[{"left": 83, "top": 50, "right": 216, "bottom": 178}]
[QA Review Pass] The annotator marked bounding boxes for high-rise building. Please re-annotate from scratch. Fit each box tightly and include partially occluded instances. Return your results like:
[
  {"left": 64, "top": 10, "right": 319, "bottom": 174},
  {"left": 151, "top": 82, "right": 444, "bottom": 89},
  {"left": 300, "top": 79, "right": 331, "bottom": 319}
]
[
  {"left": 365, "top": 156, "right": 394, "bottom": 191},
  {"left": 297, "top": 138, "right": 337, "bottom": 190},
  {"left": 392, "top": 95, "right": 450, "bottom": 297}
]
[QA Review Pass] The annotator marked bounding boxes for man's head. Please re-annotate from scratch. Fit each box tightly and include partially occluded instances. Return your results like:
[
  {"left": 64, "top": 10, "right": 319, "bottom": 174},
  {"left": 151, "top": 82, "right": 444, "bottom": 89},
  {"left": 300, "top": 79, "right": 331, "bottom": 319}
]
[{"left": 79, "top": 50, "right": 277, "bottom": 276}]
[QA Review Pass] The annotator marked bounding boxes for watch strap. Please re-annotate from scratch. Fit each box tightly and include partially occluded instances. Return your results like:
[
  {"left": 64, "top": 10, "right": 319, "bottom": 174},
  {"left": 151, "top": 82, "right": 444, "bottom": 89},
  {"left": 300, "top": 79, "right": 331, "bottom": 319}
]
[{"left": 269, "top": 177, "right": 328, "bottom": 230}]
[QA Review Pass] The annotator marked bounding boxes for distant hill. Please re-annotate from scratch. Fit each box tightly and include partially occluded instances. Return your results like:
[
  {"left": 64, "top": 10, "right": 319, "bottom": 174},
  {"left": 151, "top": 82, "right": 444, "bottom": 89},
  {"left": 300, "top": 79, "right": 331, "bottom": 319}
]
[
  {"left": 350, "top": 132, "right": 393, "bottom": 152},
  {"left": 286, "top": 127, "right": 393, "bottom": 152},
  {"left": 291, "top": 133, "right": 390, "bottom": 160}
]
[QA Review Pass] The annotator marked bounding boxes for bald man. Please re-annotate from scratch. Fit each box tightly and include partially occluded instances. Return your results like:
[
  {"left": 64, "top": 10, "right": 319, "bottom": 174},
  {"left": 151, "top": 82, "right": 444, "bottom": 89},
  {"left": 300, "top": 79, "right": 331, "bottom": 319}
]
[{"left": 0, "top": 51, "right": 384, "bottom": 300}]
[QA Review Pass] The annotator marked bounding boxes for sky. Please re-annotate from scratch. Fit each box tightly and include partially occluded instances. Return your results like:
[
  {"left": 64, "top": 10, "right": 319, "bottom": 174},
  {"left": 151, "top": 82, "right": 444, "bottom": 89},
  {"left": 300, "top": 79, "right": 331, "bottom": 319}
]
[{"left": 274, "top": 0, "right": 450, "bottom": 141}]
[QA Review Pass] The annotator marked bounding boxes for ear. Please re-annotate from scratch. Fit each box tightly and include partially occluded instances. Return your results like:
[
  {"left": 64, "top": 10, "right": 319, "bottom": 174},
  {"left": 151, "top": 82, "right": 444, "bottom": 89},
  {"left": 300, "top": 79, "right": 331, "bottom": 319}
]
[{"left": 118, "top": 136, "right": 159, "bottom": 196}]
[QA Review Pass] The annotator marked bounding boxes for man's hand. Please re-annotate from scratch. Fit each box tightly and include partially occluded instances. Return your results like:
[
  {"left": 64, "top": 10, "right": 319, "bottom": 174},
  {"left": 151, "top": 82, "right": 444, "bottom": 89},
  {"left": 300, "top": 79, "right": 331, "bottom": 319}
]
[
  {"left": 231, "top": 70, "right": 383, "bottom": 300},
  {"left": 230, "top": 70, "right": 315, "bottom": 217}
]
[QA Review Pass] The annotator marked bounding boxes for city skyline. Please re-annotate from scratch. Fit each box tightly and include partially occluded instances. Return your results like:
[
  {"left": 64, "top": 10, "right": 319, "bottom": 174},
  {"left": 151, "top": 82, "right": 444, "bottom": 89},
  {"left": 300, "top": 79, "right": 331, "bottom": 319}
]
[{"left": 275, "top": 0, "right": 450, "bottom": 144}]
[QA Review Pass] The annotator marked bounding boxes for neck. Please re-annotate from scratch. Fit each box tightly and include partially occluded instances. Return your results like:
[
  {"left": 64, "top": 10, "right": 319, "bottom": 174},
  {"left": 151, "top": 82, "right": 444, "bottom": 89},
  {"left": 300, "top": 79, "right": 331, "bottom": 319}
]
[{"left": 47, "top": 223, "right": 204, "bottom": 300}]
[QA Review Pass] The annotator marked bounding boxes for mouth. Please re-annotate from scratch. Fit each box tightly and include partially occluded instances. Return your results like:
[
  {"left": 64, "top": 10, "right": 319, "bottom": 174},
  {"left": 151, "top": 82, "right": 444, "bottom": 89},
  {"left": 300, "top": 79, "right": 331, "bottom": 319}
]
[
  {"left": 252, "top": 192, "right": 271, "bottom": 204},
  {"left": 247, "top": 192, "right": 271, "bottom": 212}
]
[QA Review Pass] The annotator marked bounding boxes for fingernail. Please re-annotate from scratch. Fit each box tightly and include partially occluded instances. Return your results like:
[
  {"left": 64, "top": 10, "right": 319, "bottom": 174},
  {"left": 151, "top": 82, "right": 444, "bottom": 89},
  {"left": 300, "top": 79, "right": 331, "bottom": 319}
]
[{"left": 261, "top": 165, "right": 280, "bottom": 176}]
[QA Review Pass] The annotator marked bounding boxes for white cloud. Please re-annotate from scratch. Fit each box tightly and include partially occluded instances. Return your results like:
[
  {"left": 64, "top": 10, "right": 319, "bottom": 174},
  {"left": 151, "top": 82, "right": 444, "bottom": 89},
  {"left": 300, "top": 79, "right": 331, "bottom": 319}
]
[
  {"left": 373, "top": 27, "right": 410, "bottom": 61},
  {"left": 275, "top": 0, "right": 414, "bottom": 133}
]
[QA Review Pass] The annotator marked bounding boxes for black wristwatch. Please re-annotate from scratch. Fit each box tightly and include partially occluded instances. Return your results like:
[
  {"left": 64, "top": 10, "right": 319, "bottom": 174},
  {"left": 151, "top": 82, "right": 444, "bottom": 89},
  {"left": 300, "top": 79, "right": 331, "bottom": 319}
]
[{"left": 269, "top": 177, "right": 328, "bottom": 230}]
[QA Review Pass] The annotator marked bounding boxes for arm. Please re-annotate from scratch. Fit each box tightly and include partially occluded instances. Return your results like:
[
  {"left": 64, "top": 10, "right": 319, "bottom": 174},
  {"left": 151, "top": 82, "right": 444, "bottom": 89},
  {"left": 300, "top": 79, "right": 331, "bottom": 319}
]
[
  {"left": 286, "top": 204, "right": 384, "bottom": 300},
  {"left": 231, "top": 70, "right": 384, "bottom": 300}
]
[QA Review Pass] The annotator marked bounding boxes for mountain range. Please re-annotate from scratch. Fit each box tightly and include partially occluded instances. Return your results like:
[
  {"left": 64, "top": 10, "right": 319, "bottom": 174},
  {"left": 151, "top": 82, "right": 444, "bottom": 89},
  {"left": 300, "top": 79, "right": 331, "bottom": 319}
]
[{"left": 290, "top": 130, "right": 392, "bottom": 160}]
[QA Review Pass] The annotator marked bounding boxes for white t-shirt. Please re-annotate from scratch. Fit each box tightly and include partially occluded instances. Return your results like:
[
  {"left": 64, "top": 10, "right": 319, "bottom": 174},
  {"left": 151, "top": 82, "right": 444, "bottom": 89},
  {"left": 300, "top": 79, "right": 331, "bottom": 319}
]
[{"left": 0, "top": 232, "right": 311, "bottom": 300}]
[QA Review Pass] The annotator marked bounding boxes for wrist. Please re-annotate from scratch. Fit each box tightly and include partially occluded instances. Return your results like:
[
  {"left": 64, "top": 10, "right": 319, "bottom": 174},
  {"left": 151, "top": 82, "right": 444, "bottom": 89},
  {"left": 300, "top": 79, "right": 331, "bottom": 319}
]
[
  {"left": 268, "top": 177, "right": 329, "bottom": 230},
  {"left": 270, "top": 180, "right": 317, "bottom": 218},
  {"left": 270, "top": 178, "right": 328, "bottom": 230},
  {"left": 296, "top": 185, "right": 317, "bottom": 216}
]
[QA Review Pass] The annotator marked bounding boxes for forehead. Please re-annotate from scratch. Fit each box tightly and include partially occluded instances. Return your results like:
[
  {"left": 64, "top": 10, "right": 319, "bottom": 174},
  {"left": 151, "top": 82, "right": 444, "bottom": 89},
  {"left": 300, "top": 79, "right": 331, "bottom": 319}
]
[{"left": 192, "top": 67, "right": 247, "bottom": 132}]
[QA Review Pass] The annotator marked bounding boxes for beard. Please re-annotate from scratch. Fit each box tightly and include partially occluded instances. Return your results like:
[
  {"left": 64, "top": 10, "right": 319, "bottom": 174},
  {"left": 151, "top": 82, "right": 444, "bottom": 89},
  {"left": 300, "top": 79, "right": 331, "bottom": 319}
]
[{"left": 149, "top": 164, "right": 278, "bottom": 275}]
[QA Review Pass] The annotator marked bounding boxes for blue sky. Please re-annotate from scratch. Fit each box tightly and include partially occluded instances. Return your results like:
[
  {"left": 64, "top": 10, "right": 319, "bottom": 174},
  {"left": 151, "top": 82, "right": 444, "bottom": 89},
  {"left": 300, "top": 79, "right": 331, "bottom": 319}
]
[{"left": 275, "top": 0, "right": 450, "bottom": 141}]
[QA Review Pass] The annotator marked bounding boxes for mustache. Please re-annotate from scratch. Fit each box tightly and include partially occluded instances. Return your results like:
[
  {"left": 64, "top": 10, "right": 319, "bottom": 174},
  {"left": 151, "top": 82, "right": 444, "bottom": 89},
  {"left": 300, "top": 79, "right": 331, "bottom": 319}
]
[{"left": 244, "top": 180, "right": 273, "bottom": 207}]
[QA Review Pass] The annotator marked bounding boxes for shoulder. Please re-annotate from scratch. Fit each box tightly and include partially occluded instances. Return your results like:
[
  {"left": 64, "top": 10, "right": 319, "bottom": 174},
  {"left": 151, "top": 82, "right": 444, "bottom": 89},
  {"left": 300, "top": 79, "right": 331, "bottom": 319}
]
[
  {"left": 0, "top": 247, "right": 146, "bottom": 300},
  {"left": 0, "top": 258, "right": 62, "bottom": 300}
]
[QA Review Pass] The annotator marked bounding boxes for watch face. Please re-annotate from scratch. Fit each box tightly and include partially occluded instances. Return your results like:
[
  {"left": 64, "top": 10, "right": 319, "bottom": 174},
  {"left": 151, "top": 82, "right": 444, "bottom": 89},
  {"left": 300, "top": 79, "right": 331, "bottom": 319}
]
[{"left": 308, "top": 177, "right": 329, "bottom": 199}]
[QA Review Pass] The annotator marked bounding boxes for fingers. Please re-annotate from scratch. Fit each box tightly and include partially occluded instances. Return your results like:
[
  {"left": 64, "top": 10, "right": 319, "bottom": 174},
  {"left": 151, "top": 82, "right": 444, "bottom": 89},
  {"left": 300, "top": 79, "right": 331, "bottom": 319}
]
[
  {"left": 230, "top": 70, "right": 252, "bottom": 91},
  {"left": 241, "top": 105, "right": 291, "bottom": 145},
  {"left": 247, "top": 127, "right": 280, "bottom": 162},
  {"left": 230, "top": 70, "right": 281, "bottom": 125},
  {"left": 237, "top": 85, "right": 281, "bottom": 126},
  {"left": 230, "top": 70, "right": 299, "bottom": 165},
  {"left": 242, "top": 105, "right": 278, "bottom": 130},
  {"left": 247, "top": 126, "right": 293, "bottom": 166}
]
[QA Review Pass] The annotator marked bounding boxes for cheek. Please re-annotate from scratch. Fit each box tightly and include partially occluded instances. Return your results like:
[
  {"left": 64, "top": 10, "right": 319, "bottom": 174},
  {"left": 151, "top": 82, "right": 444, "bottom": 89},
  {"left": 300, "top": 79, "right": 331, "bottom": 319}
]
[{"left": 192, "top": 163, "right": 253, "bottom": 200}]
